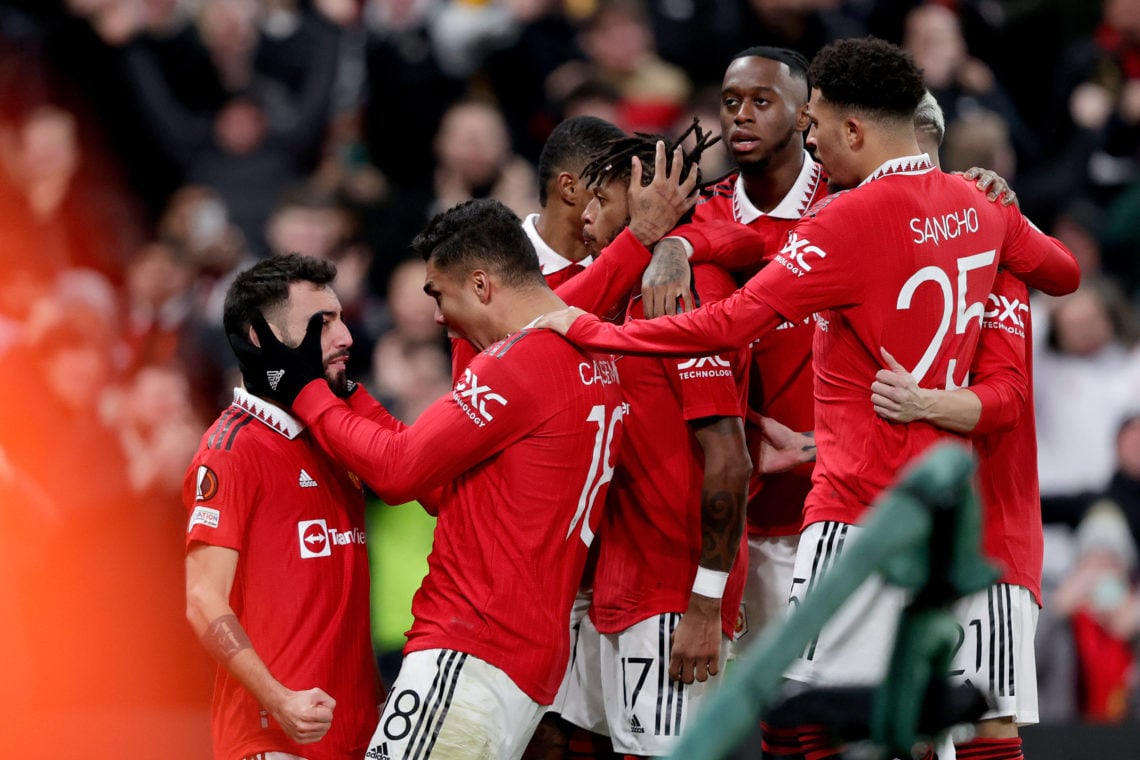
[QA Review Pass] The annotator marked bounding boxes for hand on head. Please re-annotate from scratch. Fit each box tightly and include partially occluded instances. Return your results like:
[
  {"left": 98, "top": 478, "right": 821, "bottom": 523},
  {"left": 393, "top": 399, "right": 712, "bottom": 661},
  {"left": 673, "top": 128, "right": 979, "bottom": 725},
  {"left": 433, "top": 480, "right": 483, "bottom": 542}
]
[
  {"left": 228, "top": 312, "right": 326, "bottom": 406},
  {"left": 627, "top": 141, "right": 700, "bottom": 247}
]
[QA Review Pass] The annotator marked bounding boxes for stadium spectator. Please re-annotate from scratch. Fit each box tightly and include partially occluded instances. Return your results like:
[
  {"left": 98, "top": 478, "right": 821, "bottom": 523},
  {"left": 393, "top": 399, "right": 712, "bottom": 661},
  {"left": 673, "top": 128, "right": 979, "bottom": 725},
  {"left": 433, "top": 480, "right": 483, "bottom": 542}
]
[
  {"left": 941, "top": 107, "right": 1018, "bottom": 182},
  {"left": 429, "top": 96, "right": 541, "bottom": 218},
  {"left": 359, "top": 0, "right": 465, "bottom": 192},
  {"left": 122, "top": 5, "right": 340, "bottom": 256},
  {"left": 1039, "top": 0, "right": 1140, "bottom": 223},
  {"left": 559, "top": 0, "right": 692, "bottom": 134},
  {"left": 264, "top": 182, "right": 385, "bottom": 379},
  {"left": 1035, "top": 277, "right": 1140, "bottom": 501},
  {"left": 120, "top": 240, "right": 195, "bottom": 374},
  {"left": 902, "top": 3, "right": 1041, "bottom": 170},
  {"left": 154, "top": 184, "right": 257, "bottom": 409},
  {"left": 731, "top": 0, "right": 863, "bottom": 63},
  {"left": 369, "top": 257, "right": 451, "bottom": 425},
  {"left": 1053, "top": 500, "right": 1140, "bottom": 722},
  {"left": 184, "top": 253, "right": 383, "bottom": 758},
  {"left": 0, "top": 100, "right": 145, "bottom": 284}
]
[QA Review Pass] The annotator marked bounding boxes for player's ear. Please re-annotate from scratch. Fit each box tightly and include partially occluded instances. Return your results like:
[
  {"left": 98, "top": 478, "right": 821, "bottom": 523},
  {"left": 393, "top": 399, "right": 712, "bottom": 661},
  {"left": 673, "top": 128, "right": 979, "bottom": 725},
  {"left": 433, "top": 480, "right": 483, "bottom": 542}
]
[
  {"left": 795, "top": 103, "right": 811, "bottom": 133},
  {"left": 471, "top": 270, "right": 492, "bottom": 304},
  {"left": 557, "top": 171, "right": 578, "bottom": 205},
  {"left": 845, "top": 116, "right": 863, "bottom": 150}
]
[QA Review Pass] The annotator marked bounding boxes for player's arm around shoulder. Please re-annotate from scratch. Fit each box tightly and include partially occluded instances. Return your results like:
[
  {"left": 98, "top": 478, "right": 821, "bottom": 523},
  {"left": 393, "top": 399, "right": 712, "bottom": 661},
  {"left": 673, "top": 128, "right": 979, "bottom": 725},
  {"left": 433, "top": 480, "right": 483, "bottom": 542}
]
[{"left": 986, "top": 189, "right": 1080, "bottom": 296}]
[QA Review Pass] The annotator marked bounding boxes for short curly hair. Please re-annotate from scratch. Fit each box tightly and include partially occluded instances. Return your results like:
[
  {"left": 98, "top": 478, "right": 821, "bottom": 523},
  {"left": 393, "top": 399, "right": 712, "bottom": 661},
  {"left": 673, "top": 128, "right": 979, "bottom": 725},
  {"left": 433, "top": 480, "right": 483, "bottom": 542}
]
[
  {"left": 412, "top": 198, "right": 545, "bottom": 288},
  {"left": 808, "top": 36, "right": 926, "bottom": 121}
]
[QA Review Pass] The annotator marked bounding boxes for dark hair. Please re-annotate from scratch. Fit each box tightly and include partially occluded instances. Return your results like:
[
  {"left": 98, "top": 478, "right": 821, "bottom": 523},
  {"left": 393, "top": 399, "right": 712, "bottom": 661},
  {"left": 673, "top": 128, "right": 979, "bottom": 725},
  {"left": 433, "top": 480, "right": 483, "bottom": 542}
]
[
  {"left": 537, "top": 116, "right": 626, "bottom": 206},
  {"left": 731, "top": 46, "right": 812, "bottom": 96},
  {"left": 222, "top": 254, "right": 337, "bottom": 337},
  {"left": 412, "top": 199, "right": 545, "bottom": 288},
  {"left": 808, "top": 37, "right": 926, "bottom": 121},
  {"left": 579, "top": 117, "right": 721, "bottom": 192}
]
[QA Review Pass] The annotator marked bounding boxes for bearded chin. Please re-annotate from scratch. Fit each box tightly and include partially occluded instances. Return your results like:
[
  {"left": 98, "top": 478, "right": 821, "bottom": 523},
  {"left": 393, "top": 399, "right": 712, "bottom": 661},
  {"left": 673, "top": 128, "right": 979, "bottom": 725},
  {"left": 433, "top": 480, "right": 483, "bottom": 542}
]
[{"left": 327, "top": 368, "right": 350, "bottom": 397}]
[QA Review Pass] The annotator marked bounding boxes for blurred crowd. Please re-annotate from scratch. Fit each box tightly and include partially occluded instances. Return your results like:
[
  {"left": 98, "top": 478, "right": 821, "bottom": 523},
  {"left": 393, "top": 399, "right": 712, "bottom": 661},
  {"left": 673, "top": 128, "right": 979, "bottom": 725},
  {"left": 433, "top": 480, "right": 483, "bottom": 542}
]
[{"left": 1, "top": 0, "right": 1139, "bottom": 736}]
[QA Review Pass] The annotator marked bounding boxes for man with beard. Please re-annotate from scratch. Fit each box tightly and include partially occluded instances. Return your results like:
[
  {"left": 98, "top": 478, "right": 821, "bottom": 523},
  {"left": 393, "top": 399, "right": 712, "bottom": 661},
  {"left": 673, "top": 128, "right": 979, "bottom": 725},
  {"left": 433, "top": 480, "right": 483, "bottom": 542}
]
[{"left": 183, "top": 254, "right": 382, "bottom": 759}]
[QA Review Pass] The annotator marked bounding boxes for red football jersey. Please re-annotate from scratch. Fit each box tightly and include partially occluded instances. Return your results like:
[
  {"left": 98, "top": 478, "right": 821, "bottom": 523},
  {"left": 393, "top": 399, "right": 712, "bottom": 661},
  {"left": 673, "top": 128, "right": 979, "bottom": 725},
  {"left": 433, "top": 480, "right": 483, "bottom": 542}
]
[
  {"left": 591, "top": 263, "right": 750, "bottom": 638},
  {"left": 564, "top": 156, "right": 1078, "bottom": 528},
  {"left": 292, "top": 330, "right": 625, "bottom": 705},
  {"left": 970, "top": 272, "right": 1043, "bottom": 604},
  {"left": 690, "top": 155, "right": 828, "bottom": 537},
  {"left": 527, "top": 211, "right": 591, "bottom": 290},
  {"left": 183, "top": 389, "right": 379, "bottom": 760}
]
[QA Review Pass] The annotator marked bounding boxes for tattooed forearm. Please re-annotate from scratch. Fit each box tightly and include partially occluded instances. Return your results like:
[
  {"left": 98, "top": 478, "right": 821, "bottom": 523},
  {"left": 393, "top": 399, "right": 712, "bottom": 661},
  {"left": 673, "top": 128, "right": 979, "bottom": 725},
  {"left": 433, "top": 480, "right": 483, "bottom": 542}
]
[
  {"left": 644, "top": 240, "right": 691, "bottom": 287},
  {"left": 803, "top": 431, "right": 817, "bottom": 462},
  {"left": 204, "top": 614, "right": 252, "bottom": 662},
  {"left": 699, "top": 488, "right": 746, "bottom": 572}
]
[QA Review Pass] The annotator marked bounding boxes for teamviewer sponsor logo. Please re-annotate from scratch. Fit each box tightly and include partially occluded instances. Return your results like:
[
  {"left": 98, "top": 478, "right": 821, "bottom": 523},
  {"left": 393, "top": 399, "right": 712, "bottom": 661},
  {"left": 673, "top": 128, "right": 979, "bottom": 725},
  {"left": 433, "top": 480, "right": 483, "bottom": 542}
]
[{"left": 298, "top": 519, "right": 331, "bottom": 558}]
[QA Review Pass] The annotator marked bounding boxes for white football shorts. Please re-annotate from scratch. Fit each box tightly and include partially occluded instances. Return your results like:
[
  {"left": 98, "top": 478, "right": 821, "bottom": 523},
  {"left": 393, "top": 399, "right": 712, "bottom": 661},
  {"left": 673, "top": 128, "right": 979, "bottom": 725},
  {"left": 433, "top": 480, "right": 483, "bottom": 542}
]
[{"left": 365, "top": 649, "right": 544, "bottom": 760}]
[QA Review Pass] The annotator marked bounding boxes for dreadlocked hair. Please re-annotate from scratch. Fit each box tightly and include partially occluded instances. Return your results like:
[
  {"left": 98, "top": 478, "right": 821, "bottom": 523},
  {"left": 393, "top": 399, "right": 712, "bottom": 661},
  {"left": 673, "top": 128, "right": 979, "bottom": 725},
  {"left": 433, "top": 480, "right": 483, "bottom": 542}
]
[{"left": 579, "top": 117, "right": 722, "bottom": 193}]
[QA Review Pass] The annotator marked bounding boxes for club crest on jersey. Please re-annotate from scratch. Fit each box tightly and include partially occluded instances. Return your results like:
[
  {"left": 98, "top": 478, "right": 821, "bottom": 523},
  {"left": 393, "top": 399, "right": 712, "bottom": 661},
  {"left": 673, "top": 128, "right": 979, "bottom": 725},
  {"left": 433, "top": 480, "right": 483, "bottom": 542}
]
[
  {"left": 774, "top": 232, "right": 826, "bottom": 277},
  {"left": 982, "top": 292, "right": 1028, "bottom": 338},
  {"left": 735, "top": 604, "right": 748, "bottom": 639},
  {"left": 452, "top": 367, "right": 507, "bottom": 427}
]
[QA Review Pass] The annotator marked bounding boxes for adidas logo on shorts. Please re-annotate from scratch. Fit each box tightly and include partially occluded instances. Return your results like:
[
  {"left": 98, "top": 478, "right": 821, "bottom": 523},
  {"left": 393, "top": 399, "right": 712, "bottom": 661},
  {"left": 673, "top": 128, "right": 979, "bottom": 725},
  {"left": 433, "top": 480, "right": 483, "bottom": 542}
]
[
  {"left": 267, "top": 369, "right": 285, "bottom": 390},
  {"left": 365, "top": 742, "right": 391, "bottom": 760},
  {"left": 629, "top": 714, "right": 645, "bottom": 734},
  {"left": 298, "top": 469, "right": 318, "bottom": 488}
]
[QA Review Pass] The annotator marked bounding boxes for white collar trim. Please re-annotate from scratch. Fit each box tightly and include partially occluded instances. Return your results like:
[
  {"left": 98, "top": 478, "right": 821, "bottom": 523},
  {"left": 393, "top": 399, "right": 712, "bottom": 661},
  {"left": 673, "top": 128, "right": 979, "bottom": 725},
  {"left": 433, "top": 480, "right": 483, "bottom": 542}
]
[
  {"left": 233, "top": 387, "right": 304, "bottom": 439},
  {"left": 734, "top": 150, "right": 825, "bottom": 223},
  {"left": 860, "top": 154, "right": 936, "bottom": 186},
  {"left": 523, "top": 213, "right": 592, "bottom": 275}
]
